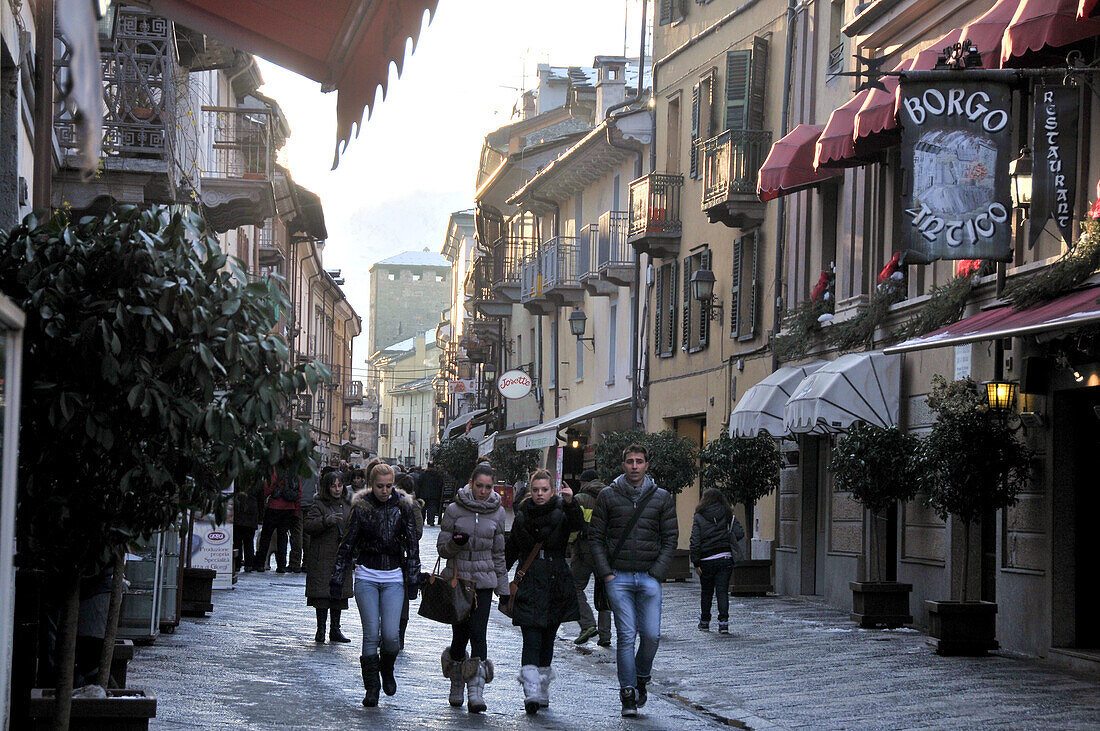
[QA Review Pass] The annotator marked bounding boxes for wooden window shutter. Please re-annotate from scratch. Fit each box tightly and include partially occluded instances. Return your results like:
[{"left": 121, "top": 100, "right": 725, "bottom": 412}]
[
  {"left": 743, "top": 230, "right": 760, "bottom": 340},
  {"left": 682, "top": 255, "right": 692, "bottom": 351},
  {"left": 699, "top": 249, "right": 711, "bottom": 347},
  {"left": 654, "top": 264, "right": 664, "bottom": 355},
  {"left": 747, "top": 36, "right": 769, "bottom": 131},
  {"left": 724, "top": 50, "right": 751, "bottom": 131},
  {"left": 660, "top": 0, "right": 678, "bottom": 25},
  {"left": 730, "top": 237, "right": 742, "bottom": 338},
  {"left": 669, "top": 259, "right": 679, "bottom": 354},
  {"left": 705, "top": 68, "right": 719, "bottom": 139},
  {"left": 690, "top": 83, "right": 701, "bottom": 178}
]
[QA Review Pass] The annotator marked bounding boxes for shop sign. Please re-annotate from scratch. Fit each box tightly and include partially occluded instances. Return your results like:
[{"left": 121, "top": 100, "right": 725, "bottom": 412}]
[
  {"left": 899, "top": 80, "right": 1014, "bottom": 262},
  {"left": 496, "top": 369, "right": 532, "bottom": 399},
  {"left": 1031, "top": 85, "right": 1078, "bottom": 247},
  {"left": 190, "top": 514, "right": 233, "bottom": 589},
  {"left": 449, "top": 379, "right": 476, "bottom": 394},
  {"left": 516, "top": 429, "right": 555, "bottom": 452}
]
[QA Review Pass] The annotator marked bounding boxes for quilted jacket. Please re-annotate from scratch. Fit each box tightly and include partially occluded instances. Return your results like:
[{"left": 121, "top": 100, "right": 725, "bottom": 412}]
[{"left": 438, "top": 486, "right": 509, "bottom": 594}]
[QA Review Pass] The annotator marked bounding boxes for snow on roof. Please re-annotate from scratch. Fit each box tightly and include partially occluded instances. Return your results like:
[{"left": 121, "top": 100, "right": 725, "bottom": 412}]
[{"left": 373, "top": 250, "right": 451, "bottom": 268}]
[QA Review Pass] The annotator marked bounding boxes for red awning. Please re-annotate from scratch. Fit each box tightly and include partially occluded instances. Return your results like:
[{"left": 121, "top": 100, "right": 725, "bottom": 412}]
[
  {"left": 961, "top": 0, "right": 1022, "bottom": 66},
  {"left": 758, "top": 125, "right": 843, "bottom": 202},
  {"left": 884, "top": 284, "right": 1100, "bottom": 353},
  {"left": 1002, "top": 0, "right": 1100, "bottom": 67},
  {"left": 853, "top": 58, "right": 912, "bottom": 144},
  {"left": 815, "top": 90, "right": 871, "bottom": 168},
  {"left": 147, "top": 0, "right": 438, "bottom": 167}
]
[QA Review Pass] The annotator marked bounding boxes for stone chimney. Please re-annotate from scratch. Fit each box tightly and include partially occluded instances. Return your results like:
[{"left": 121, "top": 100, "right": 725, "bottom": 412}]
[{"left": 595, "top": 56, "right": 629, "bottom": 119}]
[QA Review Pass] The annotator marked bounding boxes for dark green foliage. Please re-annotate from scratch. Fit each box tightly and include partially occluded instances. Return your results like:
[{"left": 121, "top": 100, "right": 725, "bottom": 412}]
[
  {"left": 894, "top": 274, "right": 976, "bottom": 342},
  {"left": 773, "top": 297, "right": 831, "bottom": 362},
  {"left": 915, "top": 376, "right": 1032, "bottom": 526},
  {"left": 593, "top": 429, "right": 698, "bottom": 495},
  {"left": 2, "top": 207, "right": 324, "bottom": 578},
  {"left": 699, "top": 432, "right": 781, "bottom": 507},
  {"left": 830, "top": 423, "right": 919, "bottom": 515},
  {"left": 430, "top": 436, "right": 479, "bottom": 484},
  {"left": 825, "top": 279, "right": 906, "bottom": 352},
  {"left": 487, "top": 439, "right": 538, "bottom": 485},
  {"left": 1002, "top": 218, "right": 1100, "bottom": 310}
]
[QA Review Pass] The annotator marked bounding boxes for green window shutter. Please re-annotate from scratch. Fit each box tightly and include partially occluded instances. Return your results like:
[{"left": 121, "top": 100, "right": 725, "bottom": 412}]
[
  {"left": 747, "top": 36, "right": 769, "bottom": 131},
  {"left": 724, "top": 50, "right": 751, "bottom": 131},
  {"left": 700, "top": 249, "right": 711, "bottom": 348},
  {"left": 660, "top": 0, "right": 679, "bottom": 25},
  {"left": 730, "top": 237, "right": 742, "bottom": 338},
  {"left": 654, "top": 264, "right": 664, "bottom": 355},
  {"left": 690, "top": 84, "right": 700, "bottom": 179},
  {"left": 743, "top": 230, "right": 760, "bottom": 340},
  {"left": 682, "top": 255, "right": 692, "bottom": 351},
  {"left": 705, "top": 68, "right": 718, "bottom": 139},
  {"left": 669, "top": 259, "right": 679, "bottom": 354}
]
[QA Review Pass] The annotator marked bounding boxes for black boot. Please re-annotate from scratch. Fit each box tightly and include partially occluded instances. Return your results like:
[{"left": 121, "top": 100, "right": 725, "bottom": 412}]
[
  {"left": 329, "top": 609, "right": 351, "bottom": 643},
  {"left": 314, "top": 607, "right": 326, "bottom": 643},
  {"left": 636, "top": 675, "right": 650, "bottom": 708},
  {"left": 360, "top": 655, "right": 381, "bottom": 707},
  {"left": 380, "top": 651, "right": 398, "bottom": 696}
]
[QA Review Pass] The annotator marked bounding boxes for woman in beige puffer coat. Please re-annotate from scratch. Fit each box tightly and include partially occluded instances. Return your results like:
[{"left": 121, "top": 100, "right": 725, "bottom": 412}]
[{"left": 437, "top": 463, "right": 508, "bottom": 714}]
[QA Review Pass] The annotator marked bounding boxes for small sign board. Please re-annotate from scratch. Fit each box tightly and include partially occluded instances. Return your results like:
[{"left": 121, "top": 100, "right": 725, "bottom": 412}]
[
  {"left": 1031, "top": 85, "right": 1078, "bottom": 248},
  {"left": 497, "top": 369, "right": 533, "bottom": 399},
  {"left": 899, "top": 79, "right": 1014, "bottom": 262},
  {"left": 449, "top": 379, "right": 476, "bottom": 394}
]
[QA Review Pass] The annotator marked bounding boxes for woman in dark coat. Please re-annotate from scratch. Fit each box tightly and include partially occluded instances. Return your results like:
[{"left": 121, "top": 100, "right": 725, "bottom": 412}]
[
  {"left": 304, "top": 471, "right": 353, "bottom": 643},
  {"left": 233, "top": 480, "right": 262, "bottom": 573},
  {"left": 689, "top": 488, "right": 745, "bottom": 634},
  {"left": 505, "top": 468, "right": 584, "bottom": 715}
]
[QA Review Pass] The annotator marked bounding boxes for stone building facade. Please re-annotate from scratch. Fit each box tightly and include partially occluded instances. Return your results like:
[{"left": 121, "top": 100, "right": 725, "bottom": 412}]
[{"left": 368, "top": 250, "right": 451, "bottom": 354}]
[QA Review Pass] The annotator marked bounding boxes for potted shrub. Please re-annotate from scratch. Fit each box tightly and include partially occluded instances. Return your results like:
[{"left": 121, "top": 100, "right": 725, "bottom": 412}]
[
  {"left": 3, "top": 207, "right": 323, "bottom": 728},
  {"left": 830, "top": 423, "right": 919, "bottom": 628},
  {"left": 430, "top": 436, "right": 480, "bottom": 489},
  {"left": 699, "top": 433, "right": 782, "bottom": 595},
  {"left": 487, "top": 439, "right": 539, "bottom": 486},
  {"left": 915, "top": 376, "right": 1032, "bottom": 655},
  {"left": 595, "top": 429, "right": 700, "bottom": 580}
]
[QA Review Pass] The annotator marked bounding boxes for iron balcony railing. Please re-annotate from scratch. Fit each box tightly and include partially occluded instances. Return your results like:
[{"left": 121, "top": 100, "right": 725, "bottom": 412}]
[
  {"left": 54, "top": 7, "right": 177, "bottom": 167},
  {"left": 629, "top": 174, "right": 684, "bottom": 238},
  {"left": 520, "top": 253, "right": 540, "bottom": 301},
  {"left": 491, "top": 234, "right": 534, "bottom": 286},
  {"left": 541, "top": 235, "right": 584, "bottom": 290},
  {"left": 701, "top": 129, "right": 773, "bottom": 209},
  {"left": 594, "top": 211, "right": 631, "bottom": 272},
  {"left": 200, "top": 105, "right": 274, "bottom": 180}
]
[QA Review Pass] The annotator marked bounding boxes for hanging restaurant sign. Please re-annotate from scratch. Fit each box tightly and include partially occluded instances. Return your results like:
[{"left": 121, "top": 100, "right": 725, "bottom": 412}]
[
  {"left": 899, "top": 79, "right": 1014, "bottom": 262},
  {"left": 1030, "top": 85, "right": 1078, "bottom": 248}
]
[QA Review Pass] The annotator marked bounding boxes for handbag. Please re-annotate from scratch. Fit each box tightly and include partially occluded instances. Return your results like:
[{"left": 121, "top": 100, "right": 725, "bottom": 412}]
[
  {"left": 593, "top": 489, "right": 657, "bottom": 612},
  {"left": 500, "top": 541, "right": 543, "bottom": 618},
  {"left": 417, "top": 558, "right": 476, "bottom": 625}
]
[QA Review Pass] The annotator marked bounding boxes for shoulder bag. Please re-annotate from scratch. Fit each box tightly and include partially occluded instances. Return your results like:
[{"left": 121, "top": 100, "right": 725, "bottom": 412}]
[
  {"left": 593, "top": 489, "right": 656, "bottom": 612},
  {"left": 418, "top": 557, "right": 476, "bottom": 625},
  {"left": 500, "top": 541, "right": 543, "bottom": 618}
]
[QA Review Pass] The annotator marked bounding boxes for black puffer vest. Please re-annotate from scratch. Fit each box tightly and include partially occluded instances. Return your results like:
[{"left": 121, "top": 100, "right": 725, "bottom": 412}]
[{"left": 332, "top": 489, "right": 421, "bottom": 586}]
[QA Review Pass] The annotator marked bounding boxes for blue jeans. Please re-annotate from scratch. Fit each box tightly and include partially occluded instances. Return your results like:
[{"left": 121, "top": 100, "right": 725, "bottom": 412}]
[
  {"left": 604, "top": 571, "right": 662, "bottom": 690},
  {"left": 354, "top": 578, "right": 404, "bottom": 657}
]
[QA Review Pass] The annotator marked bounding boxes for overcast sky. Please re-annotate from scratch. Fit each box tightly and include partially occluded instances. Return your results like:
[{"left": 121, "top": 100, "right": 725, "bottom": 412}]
[{"left": 258, "top": 1, "right": 648, "bottom": 373}]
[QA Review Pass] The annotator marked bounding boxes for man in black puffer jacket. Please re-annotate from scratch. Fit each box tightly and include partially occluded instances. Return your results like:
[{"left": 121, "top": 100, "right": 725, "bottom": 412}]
[{"left": 587, "top": 443, "right": 677, "bottom": 718}]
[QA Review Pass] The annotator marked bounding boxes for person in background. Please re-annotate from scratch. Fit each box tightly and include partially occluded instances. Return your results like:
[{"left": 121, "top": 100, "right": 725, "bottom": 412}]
[
  {"left": 296, "top": 458, "right": 319, "bottom": 574},
  {"left": 233, "top": 478, "right": 262, "bottom": 573},
  {"left": 505, "top": 469, "right": 583, "bottom": 715},
  {"left": 304, "top": 471, "right": 353, "bottom": 643},
  {"left": 253, "top": 465, "right": 301, "bottom": 573},
  {"left": 395, "top": 471, "right": 425, "bottom": 647},
  {"left": 570, "top": 469, "right": 611, "bottom": 647},
  {"left": 689, "top": 488, "right": 744, "bottom": 634},
  {"left": 331, "top": 464, "right": 421, "bottom": 707},
  {"left": 438, "top": 463, "right": 509, "bottom": 714},
  {"left": 348, "top": 467, "right": 367, "bottom": 500},
  {"left": 418, "top": 461, "right": 444, "bottom": 526}
]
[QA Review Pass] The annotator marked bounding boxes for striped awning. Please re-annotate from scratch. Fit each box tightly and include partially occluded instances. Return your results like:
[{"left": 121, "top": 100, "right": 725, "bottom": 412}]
[
  {"left": 729, "top": 362, "right": 826, "bottom": 438},
  {"left": 784, "top": 352, "right": 901, "bottom": 435}
]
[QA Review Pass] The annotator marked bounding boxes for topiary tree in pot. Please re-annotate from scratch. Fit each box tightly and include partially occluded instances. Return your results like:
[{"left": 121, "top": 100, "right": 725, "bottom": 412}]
[
  {"left": 487, "top": 439, "right": 539, "bottom": 487},
  {"left": 915, "top": 376, "right": 1032, "bottom": 655},
  {"left": 830, "top": 422, "right": 919, "bottom": 627},
  {"left": 430, "top": 436, "right": 480, "bottom": 488},
  {"left": 593, "top": 429, "right": 699, "bottom": 494},
  {"left": 3, "top": 208, "right": 324, "bottom": 728},
  {"left": 700, "top": 432, "right": 782, "bottom": 596}
]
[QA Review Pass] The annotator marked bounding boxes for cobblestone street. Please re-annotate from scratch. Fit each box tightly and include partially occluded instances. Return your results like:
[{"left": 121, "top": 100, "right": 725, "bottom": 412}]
[{"left": 128, "top": 527, "right": 1100, "bottom": 729}]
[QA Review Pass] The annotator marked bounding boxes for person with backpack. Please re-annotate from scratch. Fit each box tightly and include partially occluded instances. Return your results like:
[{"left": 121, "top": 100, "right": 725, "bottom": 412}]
[
  {"left": 570, "top": 469, "right": 611, "bottom": 647},
  {"left": 689, "top": 488, "right": 745, "bottom": 634},
  {"left": 253, "top": 465, "right": 302, "bottom": 573},
  {"left": 505, "top": 468, "right": 584, "bottom": 715},
  {"left": 588, "top": 443, "right": 678, "bottom": 718}
]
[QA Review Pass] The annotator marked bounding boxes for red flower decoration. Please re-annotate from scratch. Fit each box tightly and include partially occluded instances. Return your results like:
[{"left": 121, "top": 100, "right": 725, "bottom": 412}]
[
  {"left": 1089, "top": 180, "right": 1100, "bottom": 220},
  {"left": 878, "top": 252, "right": 901, "bottom": 284},
  {"left": 810, "top": 270, "right": 831, "bottom": 302},
  {"left": 955, "top": 259, "right": 983, "bottom": 277}
]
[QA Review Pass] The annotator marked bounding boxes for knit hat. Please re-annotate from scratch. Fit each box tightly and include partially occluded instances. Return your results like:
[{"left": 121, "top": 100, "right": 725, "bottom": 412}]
[{"left": 580, "top": 469, "right": 598, "bottom": 483}]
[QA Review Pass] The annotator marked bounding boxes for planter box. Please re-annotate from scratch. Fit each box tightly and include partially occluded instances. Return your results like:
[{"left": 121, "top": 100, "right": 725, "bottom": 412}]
[
  {"left": 111, "top": 640, "right": 134, "bottom": 688},
  {"left": 663, "top": 550, "right": 692, "bottom": 582},
  {"left": 850, "top": 581, "right": 913, "bottom": 629},
  {"left": 731, "top": 559, "right": 773, "bottom": 596},
  {"left": 28, "top": 688, "right": 156, "bottom": 730},
  {"left": 926, "top": 600, "right": 999, "bottom": 656},
  {"left": 180, "top": 568, "right": 215, "bottom": 617}
]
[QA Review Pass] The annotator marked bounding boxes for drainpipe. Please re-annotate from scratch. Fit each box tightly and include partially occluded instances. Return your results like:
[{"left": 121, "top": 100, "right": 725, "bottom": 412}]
[{"left": 772, "top": 0, "right": 800, "bottom": 374}]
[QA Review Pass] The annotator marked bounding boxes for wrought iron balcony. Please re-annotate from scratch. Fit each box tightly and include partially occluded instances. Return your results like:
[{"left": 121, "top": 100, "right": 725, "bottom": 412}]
[
  {"left": 701, "top": 129, "right": 771, "bottom": 229},
  {"left": 519, "top": 253, "right": 554, "bottom": 315},
  {"left": 467, "top": 256, "right": 511, "bottom": 318},
  {"left": 52, "top": 7, "right": 180, "bottom": 208},
  {"left": 490, "top": 234, "right": 535, "bottom": 302},
  {"left": 198, "top": 105, "right": 277, "bottom": 232},
  {"left": 256, "top": 218, "right": 283, "bottom": 268},
  {"left": 582, "top": 211, "right": 634, "bottom": 296},
  {"left": 628, "top": 173, "right": 683, "bottom": 259},
  {"left": 541, "top": 236, "right": 584, "bottom": 305}
]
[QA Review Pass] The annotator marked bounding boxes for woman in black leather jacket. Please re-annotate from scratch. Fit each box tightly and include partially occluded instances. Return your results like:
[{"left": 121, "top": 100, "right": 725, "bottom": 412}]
[{"left": 331, "top": 463, "right": 421, "bottom": 707}]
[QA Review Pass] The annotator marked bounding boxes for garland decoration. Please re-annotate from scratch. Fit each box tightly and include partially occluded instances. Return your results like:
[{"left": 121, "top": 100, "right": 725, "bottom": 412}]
[
  {"left": 893, "top": 272, "right": 977, "bottom": 342},
  {"left": 773, "top": 266, "right": 834, "bottom": 361},
  {"left": 1001, "top": 216, "right": 1100, "bottom": 310},
  {"left": 824, "top": 255, "right": 906, "bottom": 352}
]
